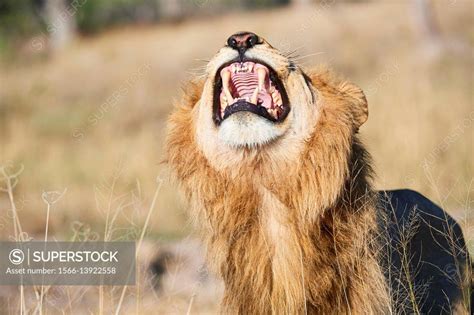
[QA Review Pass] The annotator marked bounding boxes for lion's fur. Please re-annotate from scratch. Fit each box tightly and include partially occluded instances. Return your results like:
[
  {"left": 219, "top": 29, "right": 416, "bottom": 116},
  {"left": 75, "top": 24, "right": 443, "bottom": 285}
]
[{"left": 166, "top": 68, "right": 391, "bottom": 313}]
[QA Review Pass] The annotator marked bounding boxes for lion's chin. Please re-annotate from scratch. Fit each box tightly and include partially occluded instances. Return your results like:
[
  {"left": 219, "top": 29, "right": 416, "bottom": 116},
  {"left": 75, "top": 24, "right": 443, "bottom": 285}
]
[{"left": 217, "top": 112, "right": 287, "bottom": 148}]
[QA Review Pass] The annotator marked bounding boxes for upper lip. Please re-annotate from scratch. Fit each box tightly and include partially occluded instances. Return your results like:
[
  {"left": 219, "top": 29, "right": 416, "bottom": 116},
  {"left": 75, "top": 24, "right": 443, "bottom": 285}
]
[{"left": 212, "top": 57, "right": 290, "bottom": 125}]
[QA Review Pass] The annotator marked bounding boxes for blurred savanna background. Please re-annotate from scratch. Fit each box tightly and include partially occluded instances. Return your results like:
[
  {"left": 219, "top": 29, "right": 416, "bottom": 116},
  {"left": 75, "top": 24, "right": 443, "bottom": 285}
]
[{"left": 0, "top": 0, "right": 473, "bottom": 313}]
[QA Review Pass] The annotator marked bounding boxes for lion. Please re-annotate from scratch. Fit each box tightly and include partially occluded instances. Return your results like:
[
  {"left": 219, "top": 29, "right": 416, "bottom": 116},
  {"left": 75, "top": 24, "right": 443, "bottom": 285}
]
[{"left": 166, "top": 32, "right": 472, "bottom": 314}]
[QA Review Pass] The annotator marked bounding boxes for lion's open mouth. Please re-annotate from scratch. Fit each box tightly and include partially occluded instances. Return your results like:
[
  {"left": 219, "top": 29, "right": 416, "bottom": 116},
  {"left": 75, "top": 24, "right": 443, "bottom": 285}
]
[{"left": 213, "top": 60, "right": 290, "bottom": 125}]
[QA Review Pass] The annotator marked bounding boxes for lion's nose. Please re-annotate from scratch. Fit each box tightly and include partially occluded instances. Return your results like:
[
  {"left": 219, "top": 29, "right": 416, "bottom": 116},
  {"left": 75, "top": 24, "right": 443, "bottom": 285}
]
[{"left": 227, "top": 32, "right": 259, "bottom": 54}]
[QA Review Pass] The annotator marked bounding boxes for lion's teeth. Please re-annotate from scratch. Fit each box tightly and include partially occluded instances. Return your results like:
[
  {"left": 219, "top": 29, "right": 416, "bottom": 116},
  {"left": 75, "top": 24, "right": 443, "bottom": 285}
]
[
  {"left": 223, "top": 89, "right": 233, "bottom": 103},
  {"left": 221, "top": 69, "right": 234, "bottom": 103},
  {"left": 221, "top": 68, "right": 231, "bottom": 86},
  {"left": 221, "top": 94, "right": 228, "bottom": 108},
  {"left": 277, "top": 96, "right": 283, "bottom": 106},
  {"left": 271, "top": 91, "right": 278, "bottom": 104},
  {"left": 272, "top": 90, "right": 282, "bottom": 106},
  {"left": 234, "top": 63, "right": 250, "bottom": 73},
  {"left": 270, "top": 107, "right": 279, "bottom": 118},
  {"left": 250, "top": 87, "right": 259, "bottom": 105}
]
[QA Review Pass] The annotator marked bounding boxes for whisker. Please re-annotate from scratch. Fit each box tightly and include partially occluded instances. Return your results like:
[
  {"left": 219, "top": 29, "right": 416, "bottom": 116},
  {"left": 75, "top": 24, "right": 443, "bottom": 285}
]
[
  {"left": 284, "top": 49, "right": 300, "bottom": 58},
  {"left": 282, "top": 45, "right": 305, "bottom": 57},
  {"left": 186, "top": 70, "right": 206, "bottom": 76},
  {"left": 291, "top": 52, "right": 326, "bottom": 61},
  {"left": 188, "top": 66, "right": 207, "bottom": 72},
  {"left": 195, "top": 58, "right": 211, "bottom": 63},
  {"left": 187, "top": 72, "right": 208, "bottom": 79}
]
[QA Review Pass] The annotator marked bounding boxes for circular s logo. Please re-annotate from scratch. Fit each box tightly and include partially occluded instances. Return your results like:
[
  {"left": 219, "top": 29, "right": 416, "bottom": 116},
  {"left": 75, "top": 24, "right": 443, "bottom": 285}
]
[{"left": 9, "top": 249, "right": 24, "bottom": 265}]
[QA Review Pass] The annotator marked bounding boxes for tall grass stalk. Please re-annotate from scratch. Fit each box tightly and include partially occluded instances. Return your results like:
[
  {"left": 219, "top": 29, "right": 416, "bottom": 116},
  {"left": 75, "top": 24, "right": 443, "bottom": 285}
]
[{"left": 114, "top": 176, "right": 163, "bottom": 315}]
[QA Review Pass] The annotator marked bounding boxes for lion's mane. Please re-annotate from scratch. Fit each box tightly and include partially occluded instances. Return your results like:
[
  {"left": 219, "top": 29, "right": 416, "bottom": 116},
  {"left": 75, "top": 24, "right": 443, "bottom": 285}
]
[{"left": 166, "top": 69, "right": 390, "bottom": 314}]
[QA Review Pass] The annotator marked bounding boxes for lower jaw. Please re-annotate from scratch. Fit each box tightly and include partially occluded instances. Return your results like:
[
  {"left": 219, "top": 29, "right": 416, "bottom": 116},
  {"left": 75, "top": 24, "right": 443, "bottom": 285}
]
[
  {"left": 217, "top": 112, "right": 286, "bottom": 148},
  {"left": 222, "top": 100, "right": 278, "bottom": 122}
]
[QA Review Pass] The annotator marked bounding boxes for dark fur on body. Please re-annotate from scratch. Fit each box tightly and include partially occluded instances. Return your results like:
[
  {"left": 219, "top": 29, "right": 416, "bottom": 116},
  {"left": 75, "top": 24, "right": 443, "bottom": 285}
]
[{"left": 380, "top": 189, "right": 472, "bottom": 314}]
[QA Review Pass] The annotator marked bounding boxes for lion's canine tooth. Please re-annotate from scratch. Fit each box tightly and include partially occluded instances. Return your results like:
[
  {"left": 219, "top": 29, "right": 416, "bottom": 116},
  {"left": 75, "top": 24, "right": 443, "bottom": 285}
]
[
  {"left": 221, "top": 68, "right": 231, "bottom": 85},
  {"left": 221, "top": 69, "right": 234, "bottom": 103},
  {"left": 250, "top": 87, "right": 259, "bottom": 105},
  {"left": 225, "top": 91, "right": 233, "bottom": 103}
]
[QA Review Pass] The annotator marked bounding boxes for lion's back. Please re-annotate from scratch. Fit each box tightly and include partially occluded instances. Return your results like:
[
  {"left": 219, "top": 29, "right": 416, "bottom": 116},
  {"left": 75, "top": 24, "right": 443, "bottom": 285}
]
[{"left": 378, "top": 189, "right": 472, "bottom": 314}]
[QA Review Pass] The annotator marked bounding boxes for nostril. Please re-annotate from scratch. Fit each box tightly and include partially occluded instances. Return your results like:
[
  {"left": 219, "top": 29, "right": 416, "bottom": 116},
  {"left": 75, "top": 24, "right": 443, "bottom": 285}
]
[
  {"left": 247, "top": 34, "right": 258, "bottom": 48},
  {"left": 227, "top": 37, "right": 238, "bottom": 49},
  {"left": 227, "top": 32, "right": 260, "bottom": 52}
]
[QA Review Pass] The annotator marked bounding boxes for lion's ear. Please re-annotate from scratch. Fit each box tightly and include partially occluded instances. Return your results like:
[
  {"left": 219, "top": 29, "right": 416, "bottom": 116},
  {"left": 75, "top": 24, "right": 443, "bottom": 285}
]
[
  {"left": 180, "top": 79, "right": 205, "bottom": 108},
  {"left": 351, "top": 89, "right": 368, "bottom": 129},
  {"left": 310, "top": 69, "right": 368, "bottom": 130},
  {"left": 340, "top": 82, "right": 368, "bottom": 130}
]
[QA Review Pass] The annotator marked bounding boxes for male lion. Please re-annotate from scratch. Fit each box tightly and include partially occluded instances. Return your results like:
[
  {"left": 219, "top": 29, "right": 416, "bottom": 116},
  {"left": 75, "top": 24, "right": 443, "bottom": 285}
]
[{"left": 166, "top": 32, "right": 472, "bottom": 314}]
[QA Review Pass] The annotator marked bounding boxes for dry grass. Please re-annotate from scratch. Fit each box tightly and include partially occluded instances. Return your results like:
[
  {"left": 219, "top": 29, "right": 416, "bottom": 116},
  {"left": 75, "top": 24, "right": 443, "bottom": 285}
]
[{"left": 0, "top": 1, "right": 472, "bottom": 313}]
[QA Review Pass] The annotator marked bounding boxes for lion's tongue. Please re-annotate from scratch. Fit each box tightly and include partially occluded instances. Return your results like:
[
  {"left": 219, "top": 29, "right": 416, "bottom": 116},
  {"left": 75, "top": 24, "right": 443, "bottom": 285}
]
[{"left": 221, "top": 62, "right": 273, "bottom": 109}]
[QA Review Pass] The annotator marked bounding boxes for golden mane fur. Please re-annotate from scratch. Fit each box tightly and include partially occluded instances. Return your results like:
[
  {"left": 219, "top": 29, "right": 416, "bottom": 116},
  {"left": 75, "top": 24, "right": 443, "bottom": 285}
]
[{"left": 166, "top": 66, "right": 391, "bottom": 314}]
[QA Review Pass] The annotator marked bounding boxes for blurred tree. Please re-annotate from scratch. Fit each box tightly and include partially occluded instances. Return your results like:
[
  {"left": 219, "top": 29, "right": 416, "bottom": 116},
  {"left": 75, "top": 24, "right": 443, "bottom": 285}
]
[
  {"left": 160, "top": 0, "right": 181, "bottom": 21},
  {"left": 0, "top": 0, "right": 290, "bottom": 56},
  {"left": 413, "top": 0, "right": 442, "bottom": 58},
  {"left": 291, "top": 0, "right": 311, "bottom": 6},
  {"left": 76, "top": 0, "right": 161, "bottom": 34},
  {"left": 0, "top": 1, "right": 40, "bottom": 38},
  {"left": 0, "top": 0, "right": 41, "bottom": 56},
  {"left": 42, "top": 0, "right": 76, "bottom": 51},
  {"left": 412, "top": 0, "right": 468, "bottom": 59}
]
